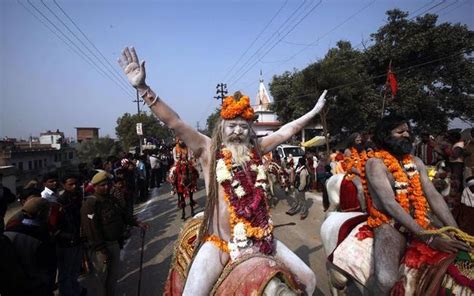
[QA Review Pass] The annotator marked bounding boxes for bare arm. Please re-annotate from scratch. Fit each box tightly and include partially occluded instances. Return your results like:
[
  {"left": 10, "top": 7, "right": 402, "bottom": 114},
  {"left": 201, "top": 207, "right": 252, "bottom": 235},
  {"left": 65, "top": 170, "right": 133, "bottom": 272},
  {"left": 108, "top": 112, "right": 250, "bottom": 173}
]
[
  {"left": 258, "top": 90, "right": 327, "bottom": 154},
  {"left": 413, "top": 157, "right": 458, "bottom": 227},
  {"left": 365, "top": 158, "right": 425, "bottom": 235},
  {"left": 118, "top": 47, "right": 210, "bottom": 157}
]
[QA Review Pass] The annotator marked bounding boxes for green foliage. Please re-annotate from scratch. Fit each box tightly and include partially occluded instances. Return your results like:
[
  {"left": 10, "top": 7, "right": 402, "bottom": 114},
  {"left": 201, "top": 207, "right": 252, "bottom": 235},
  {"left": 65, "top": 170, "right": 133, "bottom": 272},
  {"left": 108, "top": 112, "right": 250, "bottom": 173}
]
[
  {"left": 115, "top": 112, "right": 173, "bottom": 150},
  {"left": 204, "top": 108, "right": 221, "bottom": 137},
  {"left": 77, "top": 137, "right": 122, "bottom": 164},
  {"left": 268, "top": 9, "right": 473, "bottom": 141},
  {"left": 365, "top": 9, "right": 474, "bottom": 133}
]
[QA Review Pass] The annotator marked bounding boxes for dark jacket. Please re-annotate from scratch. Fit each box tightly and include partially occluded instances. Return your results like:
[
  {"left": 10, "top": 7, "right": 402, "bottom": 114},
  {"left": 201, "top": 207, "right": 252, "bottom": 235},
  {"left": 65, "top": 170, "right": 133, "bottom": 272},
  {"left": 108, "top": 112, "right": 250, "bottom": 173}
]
[
  {"left": 4, "top": 214, "right": 56, "bottom": 295},
  {"left": 81, "top": 193, "right": 137, "bottom": 251},
  {"left": 56, "top": 190, "right": 82, "bottom": 247}
]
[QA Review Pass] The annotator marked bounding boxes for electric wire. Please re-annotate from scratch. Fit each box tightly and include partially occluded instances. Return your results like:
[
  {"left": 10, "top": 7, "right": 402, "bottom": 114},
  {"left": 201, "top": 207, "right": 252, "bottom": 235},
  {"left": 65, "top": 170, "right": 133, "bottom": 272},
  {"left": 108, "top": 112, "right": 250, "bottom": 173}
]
[
  {"left": 40, "top": 0, "right": 133, "bottom": 93},
  {"left": 51, "top": 0, "right": 132, "bottom": 88},
  {"left": 229, "top": 0, "right": 323, "bottom": 86},
  {"left": 221, "top": 0, "right": 289, "bottom": 82},
  {"left": 226, "top": 0, "right": 319, "bottom": 84},
  {"left": 21, "top": 0, "right": 134, "bottom": 97}
]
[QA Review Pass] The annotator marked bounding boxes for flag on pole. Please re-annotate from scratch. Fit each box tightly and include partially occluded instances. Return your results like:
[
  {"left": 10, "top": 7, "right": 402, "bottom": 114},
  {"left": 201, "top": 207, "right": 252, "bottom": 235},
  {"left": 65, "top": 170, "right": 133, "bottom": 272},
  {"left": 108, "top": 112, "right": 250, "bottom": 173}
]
[{"left": 386, "top": 62, "right": 397, "bottom": 99}]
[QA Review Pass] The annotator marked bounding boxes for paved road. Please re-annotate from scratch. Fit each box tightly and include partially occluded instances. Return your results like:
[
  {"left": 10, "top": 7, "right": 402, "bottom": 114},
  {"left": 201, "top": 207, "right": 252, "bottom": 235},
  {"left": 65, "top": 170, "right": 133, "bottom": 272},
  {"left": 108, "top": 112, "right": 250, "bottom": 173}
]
[{"left": 113, "top": 182, "right": 331, "bottom": 296}]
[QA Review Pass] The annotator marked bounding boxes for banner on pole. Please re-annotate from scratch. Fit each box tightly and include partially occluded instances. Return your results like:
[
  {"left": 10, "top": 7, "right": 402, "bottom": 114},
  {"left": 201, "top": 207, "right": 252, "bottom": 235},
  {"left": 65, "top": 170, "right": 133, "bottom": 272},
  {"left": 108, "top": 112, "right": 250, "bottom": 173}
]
[{"left": 136, "top": 123, "right": 143, "bottom": 136}]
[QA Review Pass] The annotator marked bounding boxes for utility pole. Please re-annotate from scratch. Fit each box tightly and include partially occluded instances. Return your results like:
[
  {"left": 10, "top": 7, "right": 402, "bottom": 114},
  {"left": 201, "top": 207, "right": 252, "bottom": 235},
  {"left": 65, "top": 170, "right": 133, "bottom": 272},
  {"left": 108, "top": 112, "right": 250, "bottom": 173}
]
[
  {"left": 134, "top": 89, "right": 144, "bottom": 154},
  {"left": 214, "top": 83, "right": 228, "bottom": 104},
  {"left": 133, "top": 89, "right": 143, "bottom": 115}
]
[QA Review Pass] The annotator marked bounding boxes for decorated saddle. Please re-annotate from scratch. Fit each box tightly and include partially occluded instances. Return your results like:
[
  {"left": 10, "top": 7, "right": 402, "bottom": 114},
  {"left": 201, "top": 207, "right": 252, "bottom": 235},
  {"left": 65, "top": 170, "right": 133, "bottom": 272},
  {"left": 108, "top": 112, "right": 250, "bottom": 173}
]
[
  {"left": 163, "top": 215, "right": 303, "bottom": 296},
  {"left": 328, "top": 216, "right": 474, "bottom": 295}
]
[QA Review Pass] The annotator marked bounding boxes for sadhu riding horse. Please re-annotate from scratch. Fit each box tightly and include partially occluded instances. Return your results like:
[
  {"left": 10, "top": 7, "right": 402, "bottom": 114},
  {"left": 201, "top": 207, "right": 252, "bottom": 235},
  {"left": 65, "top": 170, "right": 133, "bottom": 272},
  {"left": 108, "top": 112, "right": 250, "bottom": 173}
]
[
  {"left": 118, "top": 46, "right": 329, "bottom": 295},
  {"left": 320, "top": 115, "right": 473, "bottom": 295}
]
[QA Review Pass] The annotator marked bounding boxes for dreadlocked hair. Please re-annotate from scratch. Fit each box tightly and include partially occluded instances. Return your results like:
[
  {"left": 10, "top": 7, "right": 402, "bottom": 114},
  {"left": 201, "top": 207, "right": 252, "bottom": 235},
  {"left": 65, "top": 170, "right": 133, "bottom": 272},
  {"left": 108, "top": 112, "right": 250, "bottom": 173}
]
[{"left": 195, "top": 116, "right": 261, "bottom": 248}]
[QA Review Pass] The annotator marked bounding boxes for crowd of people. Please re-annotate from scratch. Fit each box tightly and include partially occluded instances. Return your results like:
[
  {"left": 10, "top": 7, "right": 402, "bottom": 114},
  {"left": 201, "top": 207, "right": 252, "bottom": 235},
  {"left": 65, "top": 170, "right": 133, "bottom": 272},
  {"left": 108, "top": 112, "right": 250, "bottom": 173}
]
[{"left": 0, "top": 146, "right": 180, "bottom": 296}]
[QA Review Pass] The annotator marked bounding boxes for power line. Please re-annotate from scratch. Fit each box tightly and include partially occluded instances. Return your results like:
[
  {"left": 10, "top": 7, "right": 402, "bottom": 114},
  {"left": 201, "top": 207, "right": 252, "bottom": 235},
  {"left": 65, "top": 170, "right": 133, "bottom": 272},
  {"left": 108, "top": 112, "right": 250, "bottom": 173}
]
[
  {"left": 21, "top": 0, "right": 134, "bottom": 97},
  {"left": 262, "top": 0, "right": 376, "bottom": 64},
  {"left": 284, "top": 47, "right": 472, "bottom": 101},
  {"left": 229, "top": 0, "right": 323, "bottom": 86},
  {"left": 221, "top": 0, "right": 289, "bottom": 82},
  {"left": 51, "top": 0, "right": 132, "bottom": 88},
  {"left": 255, "top": 0, "right": 463, "bottom": 87},
  {"left": 16, "top": 0, "right": 97, "bottom": 70},
  {"left": 40, "top": 0, "right": 132, "bottom": 93},
  {"left": 226, "top": 0, "right": 318, "bottom": 84}
]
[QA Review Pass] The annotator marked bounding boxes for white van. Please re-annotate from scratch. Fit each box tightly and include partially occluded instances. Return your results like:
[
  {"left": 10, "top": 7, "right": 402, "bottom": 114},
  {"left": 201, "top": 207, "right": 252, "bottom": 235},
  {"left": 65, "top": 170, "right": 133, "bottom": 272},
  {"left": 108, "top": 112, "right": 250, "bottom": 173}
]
[{"left": 275, "top": 144, "right": 305, "bottom": 168}]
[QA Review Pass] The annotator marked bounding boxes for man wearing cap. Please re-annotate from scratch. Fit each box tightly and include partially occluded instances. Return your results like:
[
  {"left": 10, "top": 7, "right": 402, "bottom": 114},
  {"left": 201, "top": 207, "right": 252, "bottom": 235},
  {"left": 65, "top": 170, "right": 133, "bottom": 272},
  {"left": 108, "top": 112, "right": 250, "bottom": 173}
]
[
  {"left": 4, "top": 196, "right": 56, "bottom": 295},
  {"left": 119, "top": 47, "right": 327, "bottom": 295},
  {"left": 81, "top": 171, "right": 148, "bottom": 296}
]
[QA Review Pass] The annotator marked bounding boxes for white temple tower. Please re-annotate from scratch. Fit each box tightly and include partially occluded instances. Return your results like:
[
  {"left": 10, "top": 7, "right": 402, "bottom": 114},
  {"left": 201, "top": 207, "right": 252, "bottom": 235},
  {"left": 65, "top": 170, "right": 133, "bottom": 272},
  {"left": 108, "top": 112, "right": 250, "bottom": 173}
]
[{"left": 253, "top": 72, "right": 281, "bottom": 137}]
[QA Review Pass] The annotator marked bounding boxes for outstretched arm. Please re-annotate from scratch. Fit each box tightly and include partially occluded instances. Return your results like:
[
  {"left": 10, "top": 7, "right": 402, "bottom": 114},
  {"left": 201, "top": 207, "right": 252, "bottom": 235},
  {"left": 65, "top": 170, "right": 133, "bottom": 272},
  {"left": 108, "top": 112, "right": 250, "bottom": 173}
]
[
  {"left": 413, "top": 157, "right": 457, "bottom": 227},
  {"left": 118, "top": 47, "right": 210, "bottom": 157},
  {"left": 258, "top": 90, "right": 327, "bottom": 154}
]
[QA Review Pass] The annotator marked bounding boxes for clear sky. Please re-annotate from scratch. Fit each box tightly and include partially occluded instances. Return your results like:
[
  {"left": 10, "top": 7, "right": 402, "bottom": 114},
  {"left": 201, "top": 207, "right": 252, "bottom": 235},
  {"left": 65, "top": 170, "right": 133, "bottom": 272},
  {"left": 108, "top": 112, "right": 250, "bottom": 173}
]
[{"left": 1, "top": 0, "right": 472, "bottom": 140}]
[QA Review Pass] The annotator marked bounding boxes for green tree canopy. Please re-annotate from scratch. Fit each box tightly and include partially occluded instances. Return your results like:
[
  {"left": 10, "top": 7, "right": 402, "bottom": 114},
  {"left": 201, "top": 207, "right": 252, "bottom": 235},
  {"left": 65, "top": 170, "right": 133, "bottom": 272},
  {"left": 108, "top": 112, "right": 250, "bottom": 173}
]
[
  {"left": 268, "top": 9, "right": 473, "bottom": 140},
  {"left": 77, "top": 137, "right": 122, "bottom": 164},
  {"left": 115, "top": 112, "right": 173, "bottom": 150}
]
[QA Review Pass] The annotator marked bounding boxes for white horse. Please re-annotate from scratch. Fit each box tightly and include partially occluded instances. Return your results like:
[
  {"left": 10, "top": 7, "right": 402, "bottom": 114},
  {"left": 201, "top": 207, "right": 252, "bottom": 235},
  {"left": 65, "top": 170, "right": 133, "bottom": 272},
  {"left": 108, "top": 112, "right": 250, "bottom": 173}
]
[
  {"left": 320, "top": 211, "right": 366, "bottom": 295},
  {"left": 325, "top": 173, "right": 345, "bottom": 214}
]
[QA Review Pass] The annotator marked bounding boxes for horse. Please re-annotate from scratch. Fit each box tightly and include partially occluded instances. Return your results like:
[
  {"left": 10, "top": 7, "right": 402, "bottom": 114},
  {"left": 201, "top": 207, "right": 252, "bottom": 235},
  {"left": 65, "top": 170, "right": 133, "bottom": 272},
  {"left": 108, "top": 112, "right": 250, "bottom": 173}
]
[
  {"left": 321, "top": 175, "right": 472, "bottom": 296},
  {"left": 164, "top": 213, "right": 303, "bottom": 295}
]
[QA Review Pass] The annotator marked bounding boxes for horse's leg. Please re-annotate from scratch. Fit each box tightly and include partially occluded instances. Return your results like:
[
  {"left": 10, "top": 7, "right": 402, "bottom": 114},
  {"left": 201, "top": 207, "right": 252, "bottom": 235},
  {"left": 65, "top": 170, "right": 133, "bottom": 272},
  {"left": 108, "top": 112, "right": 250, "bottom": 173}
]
[
  {"left": 182, "top": 242, "right": 229, "bottom": 296},
  {"left": 274, "top": 239, "right": 316, "bottom": 295},
  {"left": 368, "top": 224, "right": 406, "bottom": 295}
]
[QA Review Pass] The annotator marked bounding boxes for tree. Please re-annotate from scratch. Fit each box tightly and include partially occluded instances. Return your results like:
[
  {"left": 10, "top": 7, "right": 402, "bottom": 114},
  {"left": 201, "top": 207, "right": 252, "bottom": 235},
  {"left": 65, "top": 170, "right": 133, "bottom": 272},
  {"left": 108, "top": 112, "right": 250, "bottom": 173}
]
[
  {"left": 77, "top": 137, "right": 122, "bottom": 164},
  {"left": 115, "top": 112, "right": 173, "bottom": 150},
  {"left": 365, "top": 9, "right": 474, "bottom": 133},
  {"left": 204, "top": 108, "right": 221, "bottom": 137},
  {"left": 269, "top": 9, "right": 473, "bottom": 142},
  {"left": 270, "top": 41, "right": 379, "bottom": 141}
]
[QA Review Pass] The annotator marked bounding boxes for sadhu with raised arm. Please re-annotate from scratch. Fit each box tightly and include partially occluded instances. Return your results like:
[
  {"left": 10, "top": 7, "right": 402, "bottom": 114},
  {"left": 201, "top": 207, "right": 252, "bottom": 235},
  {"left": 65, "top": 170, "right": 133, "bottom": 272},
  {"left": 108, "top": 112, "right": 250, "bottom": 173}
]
[{"left": 118, "top": 46, "right": 327, "bottom": 295}]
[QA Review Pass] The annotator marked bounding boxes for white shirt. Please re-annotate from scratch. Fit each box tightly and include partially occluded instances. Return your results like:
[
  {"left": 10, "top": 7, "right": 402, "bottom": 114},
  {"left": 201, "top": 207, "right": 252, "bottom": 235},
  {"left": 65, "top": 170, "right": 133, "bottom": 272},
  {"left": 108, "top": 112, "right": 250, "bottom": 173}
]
[{"left": 41, "top": 187, "right": 58, "bottom": 202}]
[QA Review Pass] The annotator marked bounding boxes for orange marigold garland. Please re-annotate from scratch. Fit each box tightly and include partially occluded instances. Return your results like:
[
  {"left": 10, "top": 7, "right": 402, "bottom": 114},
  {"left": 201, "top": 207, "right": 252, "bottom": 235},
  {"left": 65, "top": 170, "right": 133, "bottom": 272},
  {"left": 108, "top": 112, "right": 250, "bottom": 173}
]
[
  {"left": 358, "top": 150, "right": 430, "bottom": 229},
  {"left": 220, "top": 95, "right": 255, "bottom": 121}
]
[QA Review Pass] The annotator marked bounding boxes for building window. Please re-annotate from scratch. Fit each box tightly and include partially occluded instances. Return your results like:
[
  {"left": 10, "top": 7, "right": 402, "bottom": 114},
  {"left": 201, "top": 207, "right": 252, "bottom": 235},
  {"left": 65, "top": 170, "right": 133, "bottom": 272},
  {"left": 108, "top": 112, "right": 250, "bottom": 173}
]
[
  {"left": 69, "top": 152, "right": 73, "bottom": 159},
  {"left": 39, "top": 159, "right": 43, "bottom": 168},
  {"left": 28, "top": 161, "right": 32, "bottom": 170},
  {"left": 34, "top": 160, "right": 38, "bottom": 169},
  {"left": 44, "top": 158, "right": 47, "bottom": 164},
  {"left": 19, "top": 162, "right": 23, "bottom": 170},
  {"left": 12, "top": 162, "right": 16, "bottom": 167},
  {"left": 54, "top": 154, "right": 58, "bottom": 162}
]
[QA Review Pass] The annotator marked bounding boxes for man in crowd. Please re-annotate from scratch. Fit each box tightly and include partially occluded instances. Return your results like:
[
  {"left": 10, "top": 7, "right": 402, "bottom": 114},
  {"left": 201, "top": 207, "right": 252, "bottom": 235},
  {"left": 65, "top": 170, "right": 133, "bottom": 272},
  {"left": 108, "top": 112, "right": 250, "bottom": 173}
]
[
  {"left": 57, "top": 174, "right": 86, "bottom": 296},
  {"left": 118, "top": 46, "right": 326, "bottom": 295},
  {"left": 286, "top": 157, "right": 310, "bottom": 219},
  {"left": 464, "top": 128, "right": 474, "bottom": 179},
  {"left": 149, "top": 151, "right": 161, "bottom": 188},
  {"left": 0, "top": 173, "right": 16, "bottom": 232},
  {"left": 364, "top": 114, "right": 470, "bottom": 294},
  {"left": 415, "top": 131, "right": 439, "bottom": 166},
  {"left": 4, "top": 196, "right": 56, "bottom": 295},
  {"left": 81, "top": 171, "right": 148, "bottom": 296}
]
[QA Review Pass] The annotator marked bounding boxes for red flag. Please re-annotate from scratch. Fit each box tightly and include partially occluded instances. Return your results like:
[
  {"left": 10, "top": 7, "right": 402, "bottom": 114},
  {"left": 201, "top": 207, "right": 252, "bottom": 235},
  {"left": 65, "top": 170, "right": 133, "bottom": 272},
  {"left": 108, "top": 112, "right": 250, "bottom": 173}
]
[{"left": 386, "top": 63, "right": 397, "bottom": 99}]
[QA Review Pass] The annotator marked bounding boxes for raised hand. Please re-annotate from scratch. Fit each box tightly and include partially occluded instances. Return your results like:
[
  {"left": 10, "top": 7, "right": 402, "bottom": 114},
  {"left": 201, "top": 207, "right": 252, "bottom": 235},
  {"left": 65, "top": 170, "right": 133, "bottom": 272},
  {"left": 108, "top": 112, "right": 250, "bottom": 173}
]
[
  {"left": 118, "top": 47, "right": 146, "bottom": 88},
  {"left": 312, "top": 90, "right": 327, "bottom": 114}
]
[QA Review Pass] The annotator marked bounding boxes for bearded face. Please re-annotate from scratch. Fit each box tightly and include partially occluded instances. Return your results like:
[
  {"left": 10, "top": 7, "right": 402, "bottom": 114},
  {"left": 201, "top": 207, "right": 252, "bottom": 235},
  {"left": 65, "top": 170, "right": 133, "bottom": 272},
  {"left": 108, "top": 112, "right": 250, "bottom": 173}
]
[
  {"left": 384, "top": 123, "right": 414, "bottom": 157},
  {"left": 222, "top": 119, "right": 251, "bottom": 145},
  {"left": 222, "top": 119, "right": 252, "bottom": 166}
]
